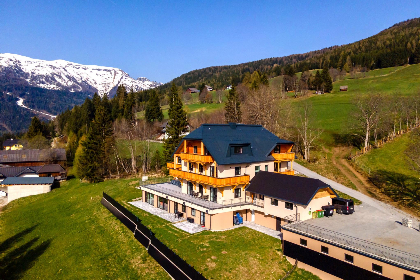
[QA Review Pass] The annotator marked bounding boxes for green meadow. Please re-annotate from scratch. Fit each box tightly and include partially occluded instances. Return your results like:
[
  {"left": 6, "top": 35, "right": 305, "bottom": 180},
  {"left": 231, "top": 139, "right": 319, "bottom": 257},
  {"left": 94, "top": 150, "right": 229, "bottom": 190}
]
[{"left": 0, "top": 177, "right": 318, "bottom": 280}]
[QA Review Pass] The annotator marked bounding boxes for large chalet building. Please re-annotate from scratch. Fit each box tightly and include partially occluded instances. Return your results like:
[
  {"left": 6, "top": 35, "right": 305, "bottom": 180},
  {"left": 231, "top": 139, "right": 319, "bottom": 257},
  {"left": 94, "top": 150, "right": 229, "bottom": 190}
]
[{"left": 140, "top": 123, "right": 337, "bottom": 231}]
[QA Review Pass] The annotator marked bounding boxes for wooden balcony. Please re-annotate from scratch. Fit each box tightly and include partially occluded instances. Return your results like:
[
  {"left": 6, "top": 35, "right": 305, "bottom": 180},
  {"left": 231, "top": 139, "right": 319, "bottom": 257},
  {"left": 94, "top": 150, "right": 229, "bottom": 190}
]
[
  {"left": 169, "top": 169, "right": 249, "bottom": 187},
  {"left": 167, "top": 162, "right": 181, "bottom": 170},
  {"left": 272, "top": 152, "right": 295, "bottom": 161},
  {"left": 279, "top": 170, "right": 294, "bottom": 175},
  {"left": 179, "top": 153, "right": 214, "bottom": 163}
]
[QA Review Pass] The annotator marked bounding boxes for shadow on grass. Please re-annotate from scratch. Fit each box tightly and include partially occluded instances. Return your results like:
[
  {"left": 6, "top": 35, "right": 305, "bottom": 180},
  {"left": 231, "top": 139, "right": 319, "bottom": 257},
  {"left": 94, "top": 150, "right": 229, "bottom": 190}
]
[
  {"left": 0, "top": 225, "right": 52, "bottom": 280},
  {"left": 369, "top": 170, "right": 420, "bottom": 207},
  {"left": 332, "top": 133, "right": 363, "bottom": 148}
]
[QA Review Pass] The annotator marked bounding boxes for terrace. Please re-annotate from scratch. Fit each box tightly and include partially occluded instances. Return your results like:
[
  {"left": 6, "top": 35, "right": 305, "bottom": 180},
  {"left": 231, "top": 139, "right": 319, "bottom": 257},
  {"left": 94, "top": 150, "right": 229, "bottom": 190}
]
[
  {"left": 139, "top": 182, "right": 251, "bottom": 212},
  {"left": 282, "top": 203, "right": 420, "bottom": 273}
]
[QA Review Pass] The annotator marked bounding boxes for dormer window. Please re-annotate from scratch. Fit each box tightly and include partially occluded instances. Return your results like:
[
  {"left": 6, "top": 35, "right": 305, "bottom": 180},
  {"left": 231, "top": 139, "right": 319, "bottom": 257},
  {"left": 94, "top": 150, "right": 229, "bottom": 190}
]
[
  {"left": 234, "top": 147, "right": 243, "bottom": 154},
  {"left": 177, "top": 156, "right": 181, "bottom": 164},
  {"left": 193, "top": 146, "right": 197, "bottom": 154},
  {"left": 274, "top": 145, "right": 281, "bottom": 153}
]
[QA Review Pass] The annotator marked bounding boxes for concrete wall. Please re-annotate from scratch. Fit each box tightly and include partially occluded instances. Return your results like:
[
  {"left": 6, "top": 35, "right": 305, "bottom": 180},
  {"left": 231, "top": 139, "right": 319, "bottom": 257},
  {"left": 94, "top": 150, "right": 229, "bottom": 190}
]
[
  {"left": 6, "top": 184, "right": 51, "bottom": 202},
  {"left": 253, "top": 210, "right": 277, "bottom": 230},
  {"left": 210, "top": 211, "right": 233, "bottom": 230},
  {"left": 283, "top": 230, "right": 419, "bottom": 280}
]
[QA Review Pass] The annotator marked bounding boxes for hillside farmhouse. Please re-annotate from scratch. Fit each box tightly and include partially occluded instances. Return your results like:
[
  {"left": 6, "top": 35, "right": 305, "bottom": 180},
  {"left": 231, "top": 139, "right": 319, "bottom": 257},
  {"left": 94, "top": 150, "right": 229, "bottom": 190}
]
[{"left": 0, "top": 149, "right": 66, "bottom": 167}]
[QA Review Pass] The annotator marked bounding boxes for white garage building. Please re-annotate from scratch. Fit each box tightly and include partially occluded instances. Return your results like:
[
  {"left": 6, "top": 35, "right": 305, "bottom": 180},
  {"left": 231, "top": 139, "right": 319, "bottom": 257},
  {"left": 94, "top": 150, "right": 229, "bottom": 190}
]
[{"left": 0, "top": 177, "right": 54, "bottom": 203}]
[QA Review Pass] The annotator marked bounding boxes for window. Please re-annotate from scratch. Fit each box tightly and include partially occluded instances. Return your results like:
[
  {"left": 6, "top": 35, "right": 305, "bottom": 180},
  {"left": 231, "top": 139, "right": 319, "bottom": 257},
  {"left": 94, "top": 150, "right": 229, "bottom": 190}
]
[
  {"left": 274, "top": 162, "right": 279, "bottom": 172},
  {"left": 265, "top": 165, "right": 268, "bottom": 171},
  {"left": 191, "top": 208, "right": 196, "bottom": 216},
  {"left": 271, "top": 198, "right": 278, "bottom": 206},
  {"left": 300, "top": 238, "right": 307, "bottom": 246},
  {"left": 234, "top": 188, "right": 241, "bottom": 198},
  {"left": 235, "top": 166, "right": 241, "bottom": 176},
  {"left": 255, "top": 166, "right": 260, "bottom": 173},
  {"left": 345, "top": 254, "right": 354, "bottom": 264},
  {"left": 274, "top": 145, "right": 281, "bottom": 153},
  {"left": 199, "top": 164, "right": 203, "bottom": 173},
  {"left": 189, "top": 162, "right": 194, "bottom": 171},
  {"left": 210, "top": 166, "right": 215, "bottom": 177},
  {"left": 259, "top": 194, "right": 264, "bottom": 200},
  {"left": 372, "top": 263, "right": 382, "bottom": 274},
  {"left": 177, "top": 156, "right": 181, "bottom": 164},
  {"left": 321, "top": 246, "right": 329, "bottom": 255},
  {"left": 234, "top": 146, "right": 243, "bottom": 154},
  {"left": 193, "top": 146, "right": 197, "bottom": 154},
  {"left": 182, "top": 204, "right": 186, "bottom": 212},
  {"left": 404, "top": 274, "right": 416, "bottom": 280},
  {"left": 285, "top": 202, "right": 293, "bottom": 210}
]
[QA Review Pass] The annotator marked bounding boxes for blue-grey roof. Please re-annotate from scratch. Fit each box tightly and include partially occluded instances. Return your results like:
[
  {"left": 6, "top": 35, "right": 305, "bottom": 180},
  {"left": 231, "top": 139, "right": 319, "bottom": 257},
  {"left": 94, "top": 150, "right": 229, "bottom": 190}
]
[
  {"left": 178, "top": 123, "right": 294, "bottom": 165},
  {"left": 1, "top": 177, "right": 54, "bottom": 185}
]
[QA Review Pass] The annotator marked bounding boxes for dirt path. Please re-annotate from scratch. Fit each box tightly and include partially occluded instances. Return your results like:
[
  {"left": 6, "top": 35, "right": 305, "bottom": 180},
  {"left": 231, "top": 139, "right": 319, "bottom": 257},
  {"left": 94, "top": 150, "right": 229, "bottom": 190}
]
[{"left": 326, "top": 146, "right": 419, "bottom": 217}]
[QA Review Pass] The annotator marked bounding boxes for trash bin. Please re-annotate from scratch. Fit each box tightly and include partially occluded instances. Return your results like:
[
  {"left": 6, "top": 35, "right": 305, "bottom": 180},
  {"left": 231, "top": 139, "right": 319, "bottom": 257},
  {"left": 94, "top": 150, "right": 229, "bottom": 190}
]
[
  {"left": 322, "top": 205, "right": 334, "bottom": 217},
  {"left": 312, "top": 211, "right": 317, "bottom": 219},
  {"left": 317, "top": 210, "right": 323, "bottom": 218}
]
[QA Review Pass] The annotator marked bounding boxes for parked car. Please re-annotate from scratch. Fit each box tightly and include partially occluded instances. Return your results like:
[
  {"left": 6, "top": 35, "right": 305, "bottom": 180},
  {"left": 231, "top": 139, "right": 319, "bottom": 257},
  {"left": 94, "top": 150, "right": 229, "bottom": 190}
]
[{"left": 332, "top": 197, "right": 354, "bottom": 214}]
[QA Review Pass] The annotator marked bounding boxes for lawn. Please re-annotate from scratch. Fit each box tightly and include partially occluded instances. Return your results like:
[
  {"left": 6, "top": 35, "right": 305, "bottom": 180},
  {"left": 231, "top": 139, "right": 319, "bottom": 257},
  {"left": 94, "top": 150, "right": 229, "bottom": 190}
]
[
  {"left": 116, "top": 139, "right": 163, "bottom": 159},
  {"left": 0, "top": 177, "right": 319, "bottom": 280},
  {"left": 354, "top": 132, "right": 420, "bottom": 213}
]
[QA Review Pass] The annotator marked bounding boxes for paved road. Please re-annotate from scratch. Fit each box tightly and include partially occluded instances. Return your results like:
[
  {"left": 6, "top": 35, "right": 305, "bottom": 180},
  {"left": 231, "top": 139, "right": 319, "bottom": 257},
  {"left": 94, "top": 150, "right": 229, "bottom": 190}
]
[{"left": 294, "top": 162, "right": 419, "bottom": 221}]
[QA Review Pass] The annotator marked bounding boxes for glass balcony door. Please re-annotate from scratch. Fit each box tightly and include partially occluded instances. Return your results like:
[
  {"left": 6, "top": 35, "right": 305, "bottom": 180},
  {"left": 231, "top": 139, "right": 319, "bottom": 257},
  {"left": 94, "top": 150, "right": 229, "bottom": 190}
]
[
  {"left": 210, "top": 187, "right": 217, "bottom": 202},
  {"left": 187, "top": 181, "right": 194, "bottom": 195}
]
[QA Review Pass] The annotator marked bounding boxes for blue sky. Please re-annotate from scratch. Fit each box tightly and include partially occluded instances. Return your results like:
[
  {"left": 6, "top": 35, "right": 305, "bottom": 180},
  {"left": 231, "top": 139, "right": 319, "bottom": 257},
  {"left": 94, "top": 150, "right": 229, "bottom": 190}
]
[{"left": 1, "top": 1, "right": 420, "bottom": 83}]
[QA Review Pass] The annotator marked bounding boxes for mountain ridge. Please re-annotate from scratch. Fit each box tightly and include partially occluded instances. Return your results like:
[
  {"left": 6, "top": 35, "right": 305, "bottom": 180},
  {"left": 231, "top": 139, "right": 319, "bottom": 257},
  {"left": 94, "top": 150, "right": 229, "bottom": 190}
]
[{"left": 0, "top": 53, "right": 162, "bottom": 96}]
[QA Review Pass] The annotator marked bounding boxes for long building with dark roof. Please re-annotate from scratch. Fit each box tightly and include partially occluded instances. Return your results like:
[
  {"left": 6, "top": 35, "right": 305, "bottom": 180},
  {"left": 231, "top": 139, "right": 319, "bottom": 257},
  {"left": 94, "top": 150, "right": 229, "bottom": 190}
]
[{"left": 0, "top": 149, "right": 66, "bottom": 167}]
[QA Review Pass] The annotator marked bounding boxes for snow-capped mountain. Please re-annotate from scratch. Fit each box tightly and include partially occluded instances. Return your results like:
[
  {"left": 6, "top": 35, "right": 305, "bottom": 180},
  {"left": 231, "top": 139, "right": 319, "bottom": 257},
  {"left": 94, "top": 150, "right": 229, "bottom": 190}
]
[{"left": 0, "top": 53, "right": 162, "bottom": 96}]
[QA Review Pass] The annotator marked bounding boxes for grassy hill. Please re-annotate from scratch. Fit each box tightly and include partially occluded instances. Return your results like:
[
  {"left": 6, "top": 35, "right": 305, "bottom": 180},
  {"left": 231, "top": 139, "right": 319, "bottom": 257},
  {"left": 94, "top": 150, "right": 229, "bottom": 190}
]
[
  {"left": 160, "top": 18, "right": 420, "bottom": 90},
  {"left": 0, "top": 177, "right": 318, "bottom": 280}
]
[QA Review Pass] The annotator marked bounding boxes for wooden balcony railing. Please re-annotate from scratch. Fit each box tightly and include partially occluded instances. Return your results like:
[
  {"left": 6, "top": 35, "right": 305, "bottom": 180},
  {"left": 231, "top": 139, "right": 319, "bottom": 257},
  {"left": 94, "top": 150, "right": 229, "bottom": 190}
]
[
  {"left": 169, "top": 169, "right": 249, "bottom": 187},
  {"left": 167, "top": 162, "right": 182, "bottom": 170},
  {"left": 179, "top": 153, "right": 214, "bottom": 163},
  {"left": 279, "top": 170, "right": 294, "bottom": 175},
  {"left": 272, "top": 152, "right": 295, "bottom": 161}
]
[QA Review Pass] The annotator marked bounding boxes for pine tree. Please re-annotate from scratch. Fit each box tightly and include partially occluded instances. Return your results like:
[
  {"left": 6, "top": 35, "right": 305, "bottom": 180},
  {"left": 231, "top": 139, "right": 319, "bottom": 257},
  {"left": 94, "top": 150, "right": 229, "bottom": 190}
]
[
  {"left": 78, "top": 96, "right": 114, "bottom": 182},
  {"left": 145, "top": 91, "right": 163, "bottom": 122},
  {"left": 224, "top": 85, "right": 242, "bottom": 123},
  {"left": 163, "top": 83, "right": 188, "bottom": 162},
  {"left": 123, "top": 90, "right": 135, "bottom": 120},
  {"left": 321, "top": 66, "right": 333, "bottom": 93},
  {"left": 314, "top": 70, "right": 323, "bottom": 91},
  {"left": 27, "top": 116, "right": 43, "bottom": 138}
]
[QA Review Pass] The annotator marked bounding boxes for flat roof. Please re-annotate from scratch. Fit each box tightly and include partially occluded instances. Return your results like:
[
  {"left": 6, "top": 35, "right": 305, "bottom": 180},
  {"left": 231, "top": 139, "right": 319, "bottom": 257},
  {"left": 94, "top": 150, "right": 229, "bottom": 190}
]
[
  {"left": 1, "top": 177, "right": 54, "bottom": 185},
  {"left": 283, "top": 203, "right": 420, "bottom": 271}
]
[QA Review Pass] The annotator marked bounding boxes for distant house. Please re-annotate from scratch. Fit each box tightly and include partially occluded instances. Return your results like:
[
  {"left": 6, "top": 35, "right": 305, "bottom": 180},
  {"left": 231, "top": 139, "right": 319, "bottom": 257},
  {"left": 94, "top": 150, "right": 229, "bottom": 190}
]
[
  {"left": 186, "top": 88, "right": 200, "bottom": 94},
  {"left": 0, "top": 166, "right": 41, "bottom": 182},
  {"left": 205, "top": 85, "right": 213, "bottom": 91},
  {"left": 226, "top": 85, "right": 232, "bottom": 90},
  {"left": 157, "top": 121, "right": 190, "bottom": 141},
  {"left": 0, "top": 149, "right": 67, "bottom": 167},
  {"left": 0, "top": 177, "right": 54, "bottom": 203},
  {"left": 340, "top": 86, "right": 348, "bottom": 91},
  {"left": 0, "top": 164, "right": 67, "bottom": 182},
  {"left": 2, "top": 139, "right": 23, "bottom": 150}
]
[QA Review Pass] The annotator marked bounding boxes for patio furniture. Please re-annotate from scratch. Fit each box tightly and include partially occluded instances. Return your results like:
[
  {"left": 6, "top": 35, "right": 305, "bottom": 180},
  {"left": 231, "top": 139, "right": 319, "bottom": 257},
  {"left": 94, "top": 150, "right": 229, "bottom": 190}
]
[
  {"left": 175, "top": 211, "right": 183, "bottom": 219},
  {"left": 203, "top": 195, "right": 209, "bottom": 200},
  {"left": 187, "top": 217, "right": 194, "bottom": 223}
]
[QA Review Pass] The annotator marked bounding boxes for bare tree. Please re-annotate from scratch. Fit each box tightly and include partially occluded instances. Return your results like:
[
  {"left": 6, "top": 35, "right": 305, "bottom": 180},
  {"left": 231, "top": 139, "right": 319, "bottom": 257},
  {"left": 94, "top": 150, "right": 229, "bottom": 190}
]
[
  {"left": 405, "top": 128, "right": 420, "bottom": 174},
  {"left": 216, "top": 90, "right": 224, "bottom": 103},
  {"left": 242, "top": 85, "right": 279, "bottom": 132},
  {"left": 296, "top": 101, "right": 323, "bottom": 161},
  {"left": 354, "top": 94, "right": 383, "bottom": 148},
  {"left": 271, "top": 76, "right": 286, "bottom": 99}
]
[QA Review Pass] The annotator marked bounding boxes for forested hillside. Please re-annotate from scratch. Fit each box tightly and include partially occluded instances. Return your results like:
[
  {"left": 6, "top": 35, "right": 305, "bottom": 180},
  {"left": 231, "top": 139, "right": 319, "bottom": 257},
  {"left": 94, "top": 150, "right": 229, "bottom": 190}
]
[{"left": 163, "top": 18, "right": 420, "bottom": 90}]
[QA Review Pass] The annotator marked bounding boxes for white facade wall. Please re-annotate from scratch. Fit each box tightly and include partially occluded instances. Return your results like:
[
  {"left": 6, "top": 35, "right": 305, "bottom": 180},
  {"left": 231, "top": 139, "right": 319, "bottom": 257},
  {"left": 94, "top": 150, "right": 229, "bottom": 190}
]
[
  {"left": 2, "top": 184, "right": 51, "bottom": 202},
  {"left": 262, "top": 195, "right": 333, "bottom": 221}
]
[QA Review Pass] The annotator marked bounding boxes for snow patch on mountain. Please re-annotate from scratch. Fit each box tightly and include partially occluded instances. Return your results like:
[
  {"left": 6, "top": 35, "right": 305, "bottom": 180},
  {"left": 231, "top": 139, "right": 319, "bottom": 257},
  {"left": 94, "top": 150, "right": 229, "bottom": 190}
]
[{"left": 0, "top": 53, "right": 162, "bottom": 96}]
